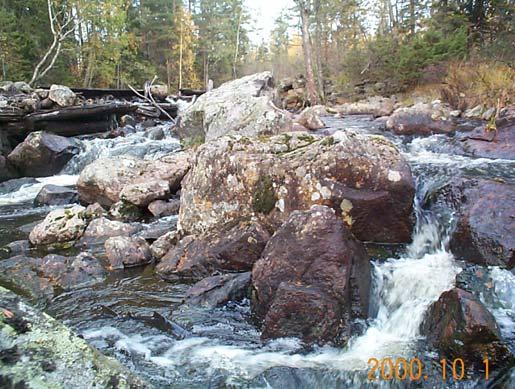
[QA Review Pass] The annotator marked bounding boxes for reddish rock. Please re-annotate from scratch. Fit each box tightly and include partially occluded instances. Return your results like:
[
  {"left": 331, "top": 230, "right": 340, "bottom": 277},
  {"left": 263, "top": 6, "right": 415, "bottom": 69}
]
[
  {"left": 456, "top": 105, "right": 515, "bottom": 160},
  {"left": 150, "top": 231, "right": 181, "bottom": 259},
  {"left": 440, "top": 179, "right": 514, "bottom": 269},
  {"left": 105, "top": 236, "right": 153, "bottom": 269},
  {"left": 156, "top": 221, "right": 270, "bottom": 282},
  {"left": 386, "top": 103, "right": 455, "bottom": 135},
  {"left": 179, "top": 131, "right": 415, "bottom": 244},
  {"left": 185, "top": 272, "right": 251, "bottom": 308},
  {"left": 252, "top": 205, "right": 370, "bottom": 345},
  {"left": 120, "top": 180, "right": 170, "bottom": 207},
  {"left": 421, "top": 288, "right": 513, "bottom": 367},
  {"left": 148, "top": 199, "right": 180, "bottom": 218}
]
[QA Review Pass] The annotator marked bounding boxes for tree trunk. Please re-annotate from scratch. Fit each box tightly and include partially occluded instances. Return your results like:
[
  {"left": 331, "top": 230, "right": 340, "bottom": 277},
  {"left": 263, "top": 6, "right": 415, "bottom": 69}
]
[
  {"left": 409, "top": 0, "right": 416, "bottom": 35},
  {"left": 233, "top": 9, "right": 243, "bottom": 79},
  {"left": 313, "top": 0, "right": 324, "bottom": 102},
  {"left": 298, "top": 2, "right": 318, "bottom": 106}
]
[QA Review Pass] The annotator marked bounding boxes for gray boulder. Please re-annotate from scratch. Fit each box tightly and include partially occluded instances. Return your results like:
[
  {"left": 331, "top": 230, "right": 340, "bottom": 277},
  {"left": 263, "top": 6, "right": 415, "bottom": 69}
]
[
  {"left": 178, "top": 72, "right": 292, "bottom": 144},
  {"left": 34, "top": 184, "right": 78, "bottom": 206},
  {"left": 48, "top": 84, "right": 76, "bottom": 107},
  {"left": 7, "top": 132, "right": 79, "bottom": 177}
]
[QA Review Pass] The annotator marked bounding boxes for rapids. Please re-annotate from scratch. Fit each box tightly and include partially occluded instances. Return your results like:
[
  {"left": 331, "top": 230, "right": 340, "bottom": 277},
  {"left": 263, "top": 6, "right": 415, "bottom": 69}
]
[{"left": 0, "top": 115, "right": 513, "bottom": 388}]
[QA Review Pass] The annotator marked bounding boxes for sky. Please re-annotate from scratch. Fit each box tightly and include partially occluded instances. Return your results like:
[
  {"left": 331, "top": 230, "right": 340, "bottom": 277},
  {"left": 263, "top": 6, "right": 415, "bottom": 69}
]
[{"left": 245, "top": 0, "right": 296, "bottom": 45}]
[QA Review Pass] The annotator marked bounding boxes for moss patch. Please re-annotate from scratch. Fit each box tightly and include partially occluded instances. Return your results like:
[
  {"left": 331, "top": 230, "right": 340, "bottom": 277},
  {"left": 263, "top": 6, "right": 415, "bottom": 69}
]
[{"left": 252, "top": 176, "right": 277, "bottom": 214}]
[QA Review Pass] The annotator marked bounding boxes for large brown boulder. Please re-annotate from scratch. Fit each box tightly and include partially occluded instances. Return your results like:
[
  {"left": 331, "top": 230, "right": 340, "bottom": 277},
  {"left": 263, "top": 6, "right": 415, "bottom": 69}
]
[
  {"left": 7, "top": 132, "right": 79, "bottom": 177},
  {"left": 252, "top": 205, "right": 371, "bottom": 345},
  {"left": 386, "top": 103, "right": 455, "bottom": 136},
  {"left": 179, "top": 131, "right": 415, "bottom": 243},
  {"left": 178, "top": 72, "right": 292, "bottom": 144},
  {"left": 456, "top": 105, "right": 515, "bottom": 160},
  {"left": 439, "top": 179, "right": 514, "bottom": 269},
  {"left": 421, "top": 288, "right": 513, "bottom": 368},
  {"left": 156, "top": 221, "right": 270, "bottom": 282},
  {"left": 105, "top": 236, "right": 153, "bottom": 269},
  {"left": 77, "top": 152, "right": 190, "bottom": 207}
]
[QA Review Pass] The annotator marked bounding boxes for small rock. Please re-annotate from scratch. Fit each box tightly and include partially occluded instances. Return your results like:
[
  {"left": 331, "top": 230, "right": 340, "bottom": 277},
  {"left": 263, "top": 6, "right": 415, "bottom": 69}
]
[
  {"left": 144, "top": 127, "right": 165, "bottom": 140},
  {"left": 3, "top": 240, "right": 31, "bottom": 256},
  {"left": 84, "top": 203, "right": 107, "bottom": 219},
  {"left": 449, "top": 110, "right": 461, "bottom": 118},
  {"left": 148, "top": 199, "right": 180, "bottom": 217},
  {"left": 120, "top": 180, "right": 171, "bottom": 207},
  {"left": 81, "top": 217, "right": 140, "bottom": 244},
  {"left": 29, "top": 206, "right": 87, "bottom": 246},
  {"left": 34, "top": 184, "right": 78, "bottom": 207},
  {"left": 120, "top": 114, "right": 136, "bottom": 127},
  {"left": 13, "top": 81, "right": 32, "bottom": 94},
  {"left": 482, "top": 107, "right": 496, "bottom": 121},
  {"left": 40, "top": 97, "right": 54, "bottom": 109},
  {"left": 465, "top": 105, "right": 483, "bottom": 118},
  {"left": 34, "top": 88, "right": 49, "bottom": 99},
  {"left": 48, "top": 84, "right": 76, "bottom": 107},
  {"left": 295, "top": 106, "right": 326, "bottom": 130},
  {"left": 105, "top": 236, "right": 153, "bottom": 269},
  {"left": 150, "top": 231, "right": 181, "bottom": 259},
  {"left": 185, "top": 272, "right": 251, "bottom": 308},
  {"left": 109, "top": 201, "right": 144, "bottom": 222}
]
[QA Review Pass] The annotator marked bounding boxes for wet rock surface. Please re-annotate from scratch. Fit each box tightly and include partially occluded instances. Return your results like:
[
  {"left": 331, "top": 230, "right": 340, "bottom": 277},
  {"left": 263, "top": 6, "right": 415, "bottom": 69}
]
[
  {"left": 156, "top": 221, "right": 270, "bottom": 282},
  {"left": 185, "top": 272, "right": 251, "bottom": 308},
  {"left": 34, "top": 184, "right": 78, "bottom": 206},
  {"left": 178, "top": 72, "right": 292, "bottom": 144},
  {"left": 421, "top": 288, "right": 514, "bottom": 368},
  {"left": 0, "top": 253, "right": 105, "bottom": 302},
  {"left": 7, "top": 131, "right": 79, "bottom": 177},
  {"left": 105, "top": 236, "right": 153, "bottom": 269},
  {"left": 179, "top": 131, "right": 415, "bottom": 243},
  {"left": 0, "top": 286, "right": 149, "bottom": 388},
  {"left": 439, "top": 179, "right": 514, "bottom": 269},
  {"left": 252, "top": 206, "right": 370, "bottom": 345},
  {"left": 456, "top": 105, "right": 515, "bottom": 160},
  {"left": 79, "top": 216, "right": 141, "bottom": 246}
]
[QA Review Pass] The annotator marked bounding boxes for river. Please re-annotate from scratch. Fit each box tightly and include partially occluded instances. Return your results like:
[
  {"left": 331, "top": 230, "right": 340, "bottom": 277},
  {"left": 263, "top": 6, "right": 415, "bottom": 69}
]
[{"left": 0, "top": 115, "right": 513, "bottom": 388}]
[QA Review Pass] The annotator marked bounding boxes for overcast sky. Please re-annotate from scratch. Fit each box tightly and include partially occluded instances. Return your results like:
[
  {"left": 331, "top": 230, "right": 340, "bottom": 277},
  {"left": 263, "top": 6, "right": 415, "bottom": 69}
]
[{"left": 245, "top": 0, "right": 296, "bottom": 44}]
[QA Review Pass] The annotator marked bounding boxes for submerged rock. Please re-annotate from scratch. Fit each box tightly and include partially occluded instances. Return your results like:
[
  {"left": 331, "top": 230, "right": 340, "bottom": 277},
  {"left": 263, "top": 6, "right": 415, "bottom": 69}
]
[
  {"left": 252, "top": 206, "right": 371, "bottom": 345},
  {"left": 0, "top": 253, "right": 105, "bottom": 302},
  {"left": 105, "top": 236, "right": 153, "bottom": 269},
  {"left": 179, "top": 131, "right": 414, "bottom": 243},
  {"left": 77, "top": 152, "right": 190, "bottom": 207},
  {"left": 7, "top": 131, "right": 79, "bottom": 177},
  {"left": 440, "top": 179, "right": 514, "bottom": 269},
  {"left": 0, "top": 177, "right": 37, "bottom": 194},
  {"left": 34, "top": 184, "right": 78, "bottom": 206},
  {"left": 29, "top": 205, "right": 87, "bottom": 246},
  {"left": 0, "top": 286, "right": 149, "bottom": 388},
  {"left": 178, "top": 72, "right": 292, "bottom": 144},
  {"left": 185, "top": 272, "right": 251, "bottom": 308},
  {"left": 421, "top": 288, "right": 513, "bottom": 368},
  {"left": 156, "top": 221, "right": 270, "bottom": 282},
  {"left": 386, "top": 103, "right": 455, "bottom": 135}
]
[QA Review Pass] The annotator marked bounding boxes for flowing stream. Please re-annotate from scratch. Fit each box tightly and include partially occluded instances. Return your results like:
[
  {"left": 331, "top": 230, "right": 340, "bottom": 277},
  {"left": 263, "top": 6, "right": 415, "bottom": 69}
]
[{"left": 0, "top": 115, "right": 513, "bottom": 388}]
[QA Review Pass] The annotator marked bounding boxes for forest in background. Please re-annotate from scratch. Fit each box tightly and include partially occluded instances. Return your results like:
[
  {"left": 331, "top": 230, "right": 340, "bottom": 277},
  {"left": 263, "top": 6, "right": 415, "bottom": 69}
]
[{"left": 0, "top": 0, "right": 513, "bottom": 106}]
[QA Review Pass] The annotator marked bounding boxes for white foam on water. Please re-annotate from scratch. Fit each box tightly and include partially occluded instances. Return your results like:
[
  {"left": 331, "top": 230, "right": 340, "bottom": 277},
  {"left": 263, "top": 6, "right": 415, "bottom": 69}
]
[
  {"left": 0, "top": 174, "right": 78, "bottom": 205},
  {"left": 484, "top": 267, "right": 515, "bottom": 342}
]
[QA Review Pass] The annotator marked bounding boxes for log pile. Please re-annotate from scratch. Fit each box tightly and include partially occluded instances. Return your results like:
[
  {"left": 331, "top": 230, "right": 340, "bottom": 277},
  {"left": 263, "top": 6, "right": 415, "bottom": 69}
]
[{"left": 0, "top": 82, "right": 184, "bottom": 140}]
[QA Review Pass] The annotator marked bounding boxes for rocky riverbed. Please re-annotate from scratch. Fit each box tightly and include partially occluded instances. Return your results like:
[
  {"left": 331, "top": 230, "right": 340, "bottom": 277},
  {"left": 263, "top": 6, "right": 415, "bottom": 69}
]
[{"left": 0, "top": 72, "right": 514, "bottom": 388}]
